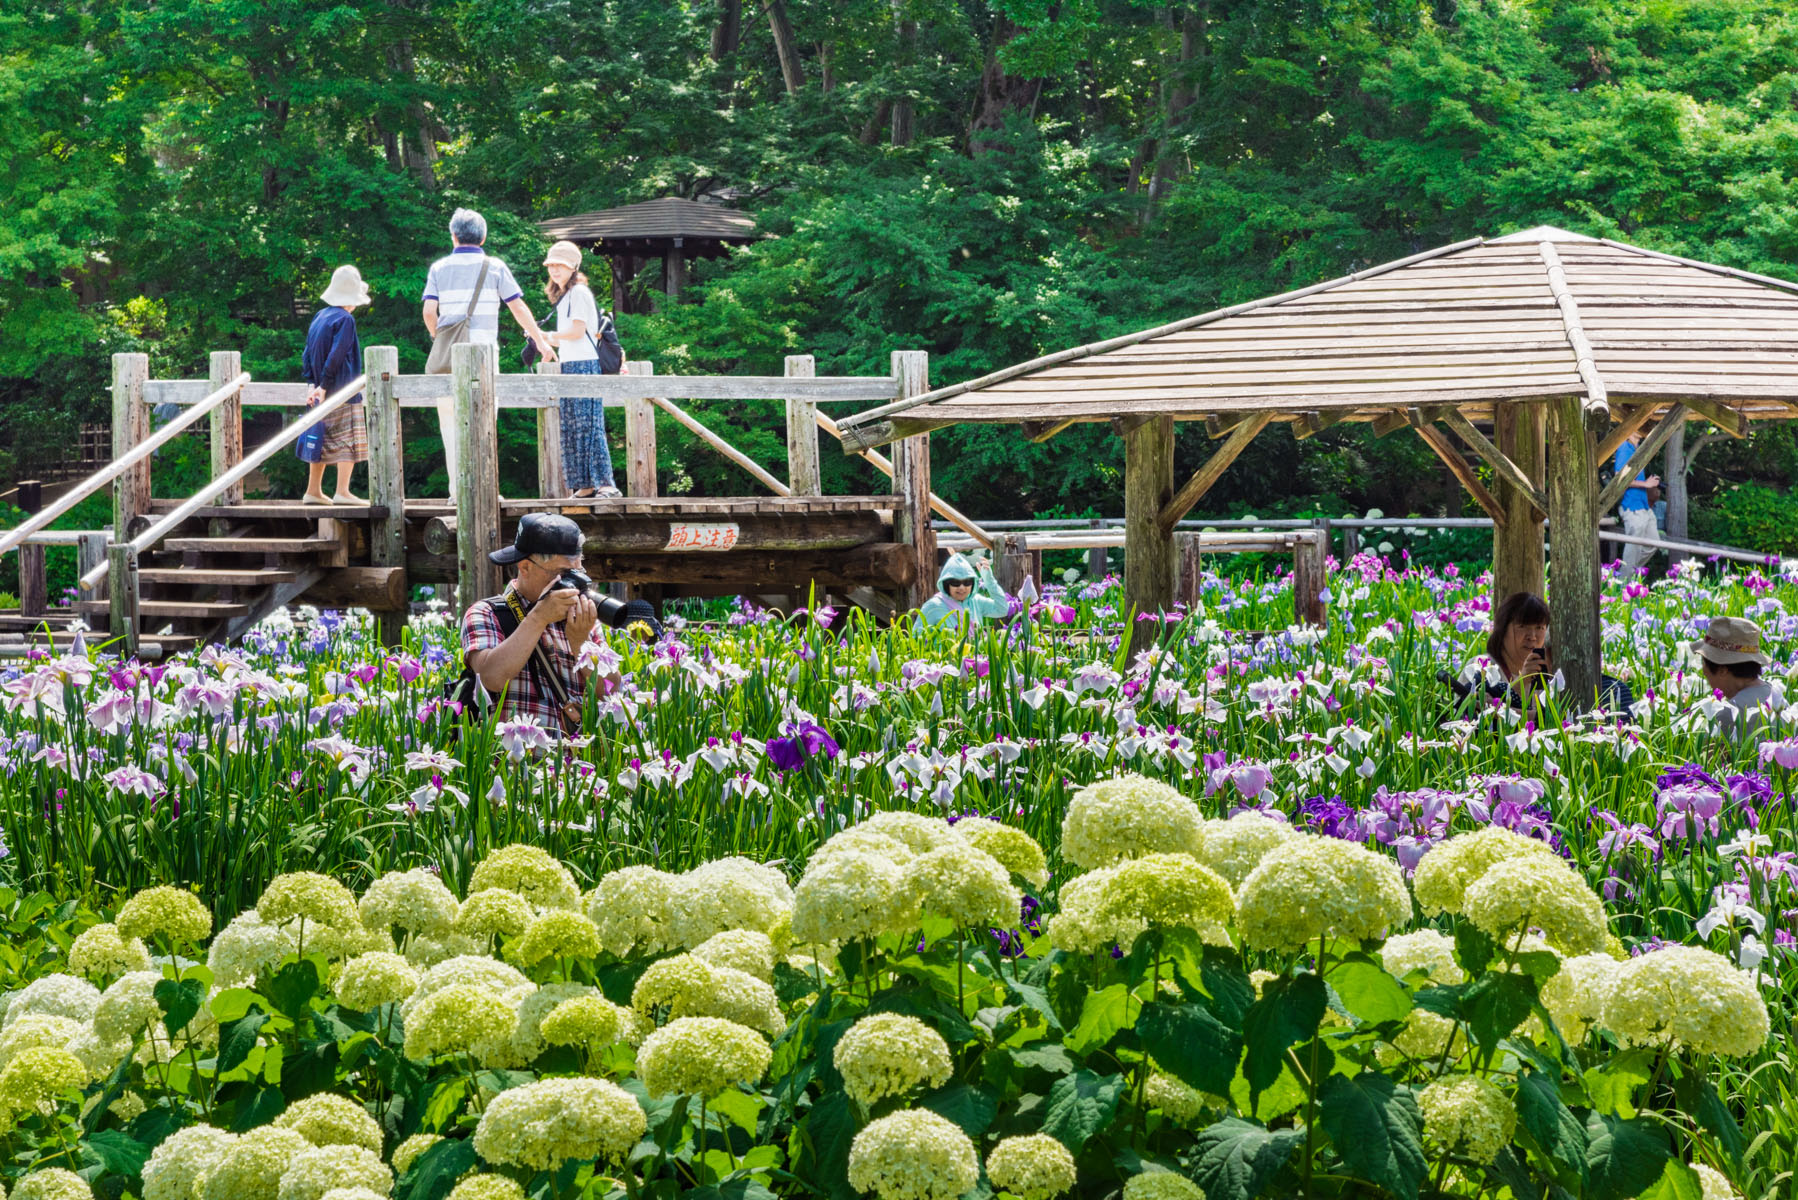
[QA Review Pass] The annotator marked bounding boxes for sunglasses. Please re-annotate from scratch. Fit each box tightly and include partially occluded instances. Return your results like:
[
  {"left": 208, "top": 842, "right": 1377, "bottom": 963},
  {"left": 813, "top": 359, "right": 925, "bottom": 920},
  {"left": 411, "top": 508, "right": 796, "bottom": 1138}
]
[{"left": 946, "top": 579, "right": 976, "bottom": 588}]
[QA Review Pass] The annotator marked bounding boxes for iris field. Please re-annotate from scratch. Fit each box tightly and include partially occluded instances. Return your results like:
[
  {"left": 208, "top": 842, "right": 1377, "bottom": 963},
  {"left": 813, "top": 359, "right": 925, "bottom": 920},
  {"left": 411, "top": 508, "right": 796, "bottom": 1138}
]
[{"left": 0, "top": 552, "right": 1794, "bottom": 1199}]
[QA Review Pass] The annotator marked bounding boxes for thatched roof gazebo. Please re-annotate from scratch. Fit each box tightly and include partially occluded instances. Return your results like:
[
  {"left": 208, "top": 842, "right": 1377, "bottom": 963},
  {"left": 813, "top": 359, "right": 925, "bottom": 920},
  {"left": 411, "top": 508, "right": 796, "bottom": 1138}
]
[
  {"left": 539, "top": 197, "right": 759, "bottom": 314},
  {"left": 836, "top": 226, "right": 1798, "bottom": 701}
]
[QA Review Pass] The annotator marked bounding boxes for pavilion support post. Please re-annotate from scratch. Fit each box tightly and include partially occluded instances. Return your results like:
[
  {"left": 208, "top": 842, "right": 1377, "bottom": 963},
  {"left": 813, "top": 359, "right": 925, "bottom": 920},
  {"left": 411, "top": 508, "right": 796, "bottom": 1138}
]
[
  {"left": 1545, "top": 394, "right": 1604, "bottom": 707},
  {"left": 453, "top": 342, "right": 502, "bottom": 612},
  {"left": 112, "top": 353, "right": 150, "bottom": 539},
  {"left": 890, "top": 351, "right": 934, "bottom": 611},
  {"left": 536, "top": 359, "right": 567, "bottom": 499},
  {"left": 1492, "top": 401, "right": 1546, "bottom": 605},
  {"left": 365, "top": 346, "right": 408, "bottom": 646},
  {"left": 1293, "top": 528, "right": 1329, "bottom": 628},
  {"left": 785, "top": 355, "right": 821, "bottom": 495},
  {"left": 17, "top": 482, "right": 45, "bottom": 618},
  {"left": 1124, "top": 415, "right": 1175, "bottom": 655},
  {"left": 209, "top": 351, "right": 244, "bottom": 506}
]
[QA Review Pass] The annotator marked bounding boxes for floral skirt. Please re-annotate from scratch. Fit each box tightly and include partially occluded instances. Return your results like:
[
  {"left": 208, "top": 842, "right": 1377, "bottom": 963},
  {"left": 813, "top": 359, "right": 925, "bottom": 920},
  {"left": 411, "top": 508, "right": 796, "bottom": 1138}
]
[{"left": 559, "top": 359, "right": 615, "bottom": 490}]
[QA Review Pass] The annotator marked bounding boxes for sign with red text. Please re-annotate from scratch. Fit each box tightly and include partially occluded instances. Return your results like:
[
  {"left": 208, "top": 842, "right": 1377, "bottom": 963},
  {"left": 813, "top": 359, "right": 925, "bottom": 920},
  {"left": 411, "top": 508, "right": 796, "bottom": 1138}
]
[{"left": 664, "top": 522, "right": 740, "bottom": 552}]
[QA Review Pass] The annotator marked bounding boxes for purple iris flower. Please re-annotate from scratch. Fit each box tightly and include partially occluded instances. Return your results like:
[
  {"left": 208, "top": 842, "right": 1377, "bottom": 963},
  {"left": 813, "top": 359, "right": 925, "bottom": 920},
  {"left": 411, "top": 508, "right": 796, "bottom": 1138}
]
[
  {"left": 795, "top": 721, "right": 840, "bottom": 760},
  {"left": 1298, "top": 794, "right": 1361, "bottom": 840},
  {"left": 765, "top": 738, "right": 804, "bottom": 771}
]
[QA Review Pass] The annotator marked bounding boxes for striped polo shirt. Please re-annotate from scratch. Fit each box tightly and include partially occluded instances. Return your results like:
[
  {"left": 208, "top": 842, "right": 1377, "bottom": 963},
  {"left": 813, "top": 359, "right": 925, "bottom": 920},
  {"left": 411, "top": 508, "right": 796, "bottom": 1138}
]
[{"left": 422, "top": 246, "right": 524, "bottom": 345}]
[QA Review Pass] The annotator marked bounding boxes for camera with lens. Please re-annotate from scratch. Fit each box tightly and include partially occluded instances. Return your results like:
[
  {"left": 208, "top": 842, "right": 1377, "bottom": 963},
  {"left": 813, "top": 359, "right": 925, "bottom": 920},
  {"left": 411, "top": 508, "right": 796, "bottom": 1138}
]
[{"left": 550, "top": 568, "right": 664, "bottom": 641}]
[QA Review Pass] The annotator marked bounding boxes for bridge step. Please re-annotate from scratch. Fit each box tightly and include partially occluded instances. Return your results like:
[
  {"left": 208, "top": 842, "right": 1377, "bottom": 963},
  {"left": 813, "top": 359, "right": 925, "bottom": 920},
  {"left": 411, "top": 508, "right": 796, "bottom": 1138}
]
[
  {"left": 139, "top": 568, "right": 301, "bottom": 586},
  {"left": 161, "top": 537, "right": 343, "bottom": 555},
  {"left": 76, "top": 600, "right": 253, "bottom": 619}
]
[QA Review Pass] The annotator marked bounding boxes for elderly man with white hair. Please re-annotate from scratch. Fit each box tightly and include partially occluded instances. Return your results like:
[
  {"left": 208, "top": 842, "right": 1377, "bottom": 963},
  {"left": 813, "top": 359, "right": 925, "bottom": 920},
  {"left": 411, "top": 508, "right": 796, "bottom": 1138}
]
[{"left": 421, "top": 207, "right": 557, "bottom": 478}]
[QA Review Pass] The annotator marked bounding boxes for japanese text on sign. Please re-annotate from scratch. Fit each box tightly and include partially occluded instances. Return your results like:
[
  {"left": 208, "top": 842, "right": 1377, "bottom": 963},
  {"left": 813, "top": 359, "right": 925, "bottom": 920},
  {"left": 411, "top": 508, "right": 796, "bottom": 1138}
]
[{"left": 664, "top": 522, "right": 740, "bottom": 552}]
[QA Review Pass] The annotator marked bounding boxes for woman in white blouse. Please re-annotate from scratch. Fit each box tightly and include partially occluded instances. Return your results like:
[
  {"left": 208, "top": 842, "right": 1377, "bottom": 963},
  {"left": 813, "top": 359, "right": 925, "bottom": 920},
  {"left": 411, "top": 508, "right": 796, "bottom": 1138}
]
[{"left": 541, "top": 241, "right": 620, "bottom": 497}]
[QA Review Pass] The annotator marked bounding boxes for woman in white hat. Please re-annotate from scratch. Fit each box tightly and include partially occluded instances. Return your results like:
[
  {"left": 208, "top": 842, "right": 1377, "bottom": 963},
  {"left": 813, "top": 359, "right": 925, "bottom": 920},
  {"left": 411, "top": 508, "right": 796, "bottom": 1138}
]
[
  {"left": 1693, "top": 616, "right": 1777, "bottom": 738},
  {"left": 298, "top": 265, "right": 372, "bottom": 504},
  {"left": 540, "top": 241, "right": 621, "bottom": 498}
]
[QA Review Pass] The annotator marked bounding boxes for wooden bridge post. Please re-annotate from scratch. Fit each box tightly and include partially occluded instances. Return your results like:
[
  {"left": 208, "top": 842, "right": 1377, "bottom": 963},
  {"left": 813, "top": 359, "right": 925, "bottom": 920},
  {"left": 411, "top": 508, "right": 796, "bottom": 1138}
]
[
  {"left": 1493, "top": 401, "right": 1546, "bottom": 605},
  {"left": 107, "top": 542, "right": 139, "bottom": 657},
  {"left": 624, "top": 362, "right": 657, "bottom": 498},
  {"left": 111, "top": 353, "right": 150, "bottom": 539},
  {"left": 453, "top": 342, "right": 502, "bottom": 611},
  {"left": 17, "top": 481, "right": 45, "bottom": 618},
  {"left": 890, "top": 351, "right": 934, "bottom": 611},
  {"left": 1174, "top": 532, "right": 1202, "bottom": 609},
  {"left": 996, "top": 532, "right": 1031, "bottom": 595},
  {"left": 364, "top": 345, "right": 408, "bottom": 646},
  {"left": 785, "top": 355, "right": 821, "bottom": 495},
  {"left": 535, "top": 360, "right": 566, "bottom": 498},
  {"left": 1294, "top": 526, "right": 1329, "bottom": 628},
  {"left": 209, "top": 350, "right": 244, "bottom": 506},
  {"left": 1545, "top": 394, "right": 1603, "bottom": 706},
  {"left": 78, "top": 533, "right": 108, "bottom": 606},
  {"left": 1123, "top": 415, "right": 1175, "bottom": 656}
]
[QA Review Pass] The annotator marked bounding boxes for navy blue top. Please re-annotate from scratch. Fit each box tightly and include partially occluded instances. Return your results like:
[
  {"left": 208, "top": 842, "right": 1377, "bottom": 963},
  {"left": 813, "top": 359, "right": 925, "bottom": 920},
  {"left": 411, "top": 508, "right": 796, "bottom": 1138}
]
[{"left": 302, "top": 306, "right": 362, "bottom": 405}]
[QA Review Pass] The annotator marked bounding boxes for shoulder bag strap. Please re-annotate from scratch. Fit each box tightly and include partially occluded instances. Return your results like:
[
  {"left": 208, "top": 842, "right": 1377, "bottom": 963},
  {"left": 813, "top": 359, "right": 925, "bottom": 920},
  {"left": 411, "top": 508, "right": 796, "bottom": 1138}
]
[{"left": 464, "top": 256, "right": 492, "bottom": 325}]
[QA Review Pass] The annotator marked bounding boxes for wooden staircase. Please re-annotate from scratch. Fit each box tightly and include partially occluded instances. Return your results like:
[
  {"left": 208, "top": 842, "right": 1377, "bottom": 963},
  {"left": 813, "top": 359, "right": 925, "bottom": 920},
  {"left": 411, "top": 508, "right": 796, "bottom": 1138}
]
[{"left": 73, "top": 505, "right": 364, "bottom": 653}]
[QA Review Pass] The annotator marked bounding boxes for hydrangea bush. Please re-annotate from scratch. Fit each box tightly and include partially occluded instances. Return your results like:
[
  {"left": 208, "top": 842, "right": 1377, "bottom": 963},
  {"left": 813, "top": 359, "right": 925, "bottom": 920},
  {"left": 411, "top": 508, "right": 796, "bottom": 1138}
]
[{"left": 0, "top": 795, "right": 1770, "bottom": 1200}]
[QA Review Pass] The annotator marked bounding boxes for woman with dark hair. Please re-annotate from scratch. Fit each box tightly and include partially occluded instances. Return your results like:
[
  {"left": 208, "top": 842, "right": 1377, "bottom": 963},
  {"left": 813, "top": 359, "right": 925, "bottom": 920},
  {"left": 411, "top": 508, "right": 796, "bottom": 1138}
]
[
  {"left": 1486, "top": 591, "right": 1552, "bottom": 686},
  {"left": 1446, "top": 590, "right": 1634, "bottom": 716},
  {"left": 1444, "top": 591, "right": 1552, "bottom": 714}
]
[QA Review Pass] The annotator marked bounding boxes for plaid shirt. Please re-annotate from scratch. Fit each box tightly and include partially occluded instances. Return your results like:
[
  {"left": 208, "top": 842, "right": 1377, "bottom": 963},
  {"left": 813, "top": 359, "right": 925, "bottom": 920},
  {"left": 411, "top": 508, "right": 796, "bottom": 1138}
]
[{"left": 459, "top": 583, "right": 580, "bottom": 727}]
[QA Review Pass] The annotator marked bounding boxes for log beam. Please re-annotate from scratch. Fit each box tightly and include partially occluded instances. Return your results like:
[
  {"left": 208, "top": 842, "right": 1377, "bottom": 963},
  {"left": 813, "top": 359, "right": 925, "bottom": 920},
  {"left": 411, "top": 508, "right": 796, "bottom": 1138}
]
[
  {"left": 300, "top": 567, "right": 408, "bottom": 610},
  {"left": 424, "top": 511, "right": 890, "bottom": 558},
  {"left": 1293, "top": 410, "right": 1349, "bottom": 440},
  {"left": 578, "top": 543, "right": 915, "bottom": 590},
  {"left": 1596, "top": 403, "right": 1689, "bottom": 516},
  {"left": 1677, "top": 395, "right": 1746, "bottom": 439},
  {"left": 1159, "top": 412, "right": 1272, "bottom": 535},
  {"left": 1412, "top": 422, "right": 1507, "bottom": 527},
  {"left": 1437, "top": 409, "right": 1546, "bottom": 517},
  {"left": 1021, "top": 418, "right": 1079, "bottom": 443},
  {"left": 1596, "top": 402, "right": 1663, "bottom": 463}
]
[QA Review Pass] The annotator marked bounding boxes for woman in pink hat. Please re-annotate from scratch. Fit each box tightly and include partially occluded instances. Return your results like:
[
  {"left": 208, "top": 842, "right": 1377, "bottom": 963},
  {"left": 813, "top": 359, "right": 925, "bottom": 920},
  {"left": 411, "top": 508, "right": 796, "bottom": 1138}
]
[{"left": 540, "top": 241, "right": 621, "bottom": 498}]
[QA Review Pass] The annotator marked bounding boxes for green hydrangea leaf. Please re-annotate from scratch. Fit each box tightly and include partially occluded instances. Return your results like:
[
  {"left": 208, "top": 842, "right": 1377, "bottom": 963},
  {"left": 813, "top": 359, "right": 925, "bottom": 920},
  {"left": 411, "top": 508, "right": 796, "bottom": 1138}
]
[{"left": 1317, "top": 1073, "right": 1427, "bottom": 1200}]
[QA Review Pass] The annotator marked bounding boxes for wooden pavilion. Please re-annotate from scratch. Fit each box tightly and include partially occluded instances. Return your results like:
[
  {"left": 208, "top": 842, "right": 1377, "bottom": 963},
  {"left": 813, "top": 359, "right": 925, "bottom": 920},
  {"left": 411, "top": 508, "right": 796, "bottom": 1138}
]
[
  {"left": 835, "top": 226, "right": 1798, "bottom": 702},
  {"left": 539, "top": 197, "right": 759, "bottom": 314}
]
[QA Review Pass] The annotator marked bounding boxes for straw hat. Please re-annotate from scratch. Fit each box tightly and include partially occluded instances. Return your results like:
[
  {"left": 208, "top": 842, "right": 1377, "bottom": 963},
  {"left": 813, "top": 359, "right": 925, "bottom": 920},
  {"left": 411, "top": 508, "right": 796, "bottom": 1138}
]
[
  {"left": 1692, "top": 616, "right": 1773, "bottom": 667},
  {"left": 319, "top": 265, "right": 371, "bottom": 308},
  {"left": 542, "top": 240, "right": 583, "bottom": 271}
]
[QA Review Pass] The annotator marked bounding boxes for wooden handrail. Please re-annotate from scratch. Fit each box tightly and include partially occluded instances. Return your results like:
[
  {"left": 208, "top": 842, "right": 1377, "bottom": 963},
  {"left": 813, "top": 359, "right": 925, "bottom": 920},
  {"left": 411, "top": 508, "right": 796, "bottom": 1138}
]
[
  {"left": 648, "top": 394, "right": 793, "bottom": 498},
  {"left": 0, "top": 372, "right": 249, "bottom": 558},
  {"left": 814, "top": 411, "right": 994, "bottom": 549},
  {"left": 79, "top": 375, "right": 365, "bottom": 590}
]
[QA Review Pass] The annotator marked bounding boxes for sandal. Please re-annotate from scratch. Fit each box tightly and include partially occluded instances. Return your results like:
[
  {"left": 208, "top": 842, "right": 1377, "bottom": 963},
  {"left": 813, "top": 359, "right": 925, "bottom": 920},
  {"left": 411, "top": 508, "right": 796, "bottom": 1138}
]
[{"left": 595, "top": 486, "right": 623, "bottom": 498}]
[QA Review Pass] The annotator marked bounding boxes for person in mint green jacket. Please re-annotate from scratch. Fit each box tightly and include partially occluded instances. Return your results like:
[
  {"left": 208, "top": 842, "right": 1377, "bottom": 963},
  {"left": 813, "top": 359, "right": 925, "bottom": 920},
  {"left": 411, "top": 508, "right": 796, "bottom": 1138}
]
[{"left": 918, "top": 552, "right": 1011, "bottom": 629}]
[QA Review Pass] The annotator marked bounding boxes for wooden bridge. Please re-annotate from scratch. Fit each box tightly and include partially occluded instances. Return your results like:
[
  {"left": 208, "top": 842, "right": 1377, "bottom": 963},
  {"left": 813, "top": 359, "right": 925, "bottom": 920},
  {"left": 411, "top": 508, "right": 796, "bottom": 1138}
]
[{"left": 0, "top": 343, "right": 979, "bottom": 656}]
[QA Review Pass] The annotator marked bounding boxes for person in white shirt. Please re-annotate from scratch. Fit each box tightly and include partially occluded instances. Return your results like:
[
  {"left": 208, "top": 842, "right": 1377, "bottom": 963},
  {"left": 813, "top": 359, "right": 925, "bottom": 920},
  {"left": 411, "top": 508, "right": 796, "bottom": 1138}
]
[
  {"left": 540, "top": 241, "right": 621, "bottom": 498},
  {"left": 420, "top": 208, "right": 557, "bottom": 480},
  {"left": 1693, "top": 616, "right": 1778, "bottom": 739}
]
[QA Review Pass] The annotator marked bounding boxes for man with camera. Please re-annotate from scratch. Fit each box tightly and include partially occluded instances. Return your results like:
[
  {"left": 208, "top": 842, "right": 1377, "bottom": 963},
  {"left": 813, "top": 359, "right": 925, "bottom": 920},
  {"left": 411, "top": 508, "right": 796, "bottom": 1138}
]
[{"left": 457, "top": 514, "right": 611, "bottom": 732}]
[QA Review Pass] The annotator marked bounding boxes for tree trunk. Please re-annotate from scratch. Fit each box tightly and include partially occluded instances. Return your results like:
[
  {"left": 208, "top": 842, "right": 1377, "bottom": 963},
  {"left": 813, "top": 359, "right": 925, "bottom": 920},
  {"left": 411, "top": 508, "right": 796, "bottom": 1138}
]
[
  {"left": 383, "top": 19, "right": 440, "bottom": 191},
  {"left": 970, "top": 16, "right": 1038, "bottom": 154},
  {"left": 859, "top": 99, "right": 892, "bottom": 144},
  {"left": 712, "top": 0, "right": 741, "bottom": 60},
  {"left": 1150, "top": 6, "right": 1204, "bottom": 199},
  {"left": 890, "top": 1, "right": 916, "bottom": 146},
  {"left": 767, "top": 0, "right": 804, "bottom": 93},
  {"left": 818, "top": 40, "right": 835, "bottom": 93}
]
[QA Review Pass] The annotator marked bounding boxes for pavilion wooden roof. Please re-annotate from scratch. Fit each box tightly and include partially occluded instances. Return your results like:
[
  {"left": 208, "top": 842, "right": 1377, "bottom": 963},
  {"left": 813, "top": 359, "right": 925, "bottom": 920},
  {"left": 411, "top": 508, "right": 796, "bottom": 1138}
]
[
  {"left": 539, "top": 197, "right": 759, "bottom": 249},
  {"left": 838, "top": 226, "right": 1798, "bottom": 447}
]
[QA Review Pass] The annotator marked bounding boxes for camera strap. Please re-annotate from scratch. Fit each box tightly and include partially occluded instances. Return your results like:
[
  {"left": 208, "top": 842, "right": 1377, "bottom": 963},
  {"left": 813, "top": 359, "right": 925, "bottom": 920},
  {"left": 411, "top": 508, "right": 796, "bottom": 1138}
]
[{"left": 503, "top": 588, "right": 580, "bottom": 734}]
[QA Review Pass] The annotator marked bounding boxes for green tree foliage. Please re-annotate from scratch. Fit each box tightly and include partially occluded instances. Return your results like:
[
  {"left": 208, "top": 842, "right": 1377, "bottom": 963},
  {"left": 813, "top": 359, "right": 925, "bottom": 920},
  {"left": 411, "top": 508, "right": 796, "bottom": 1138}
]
[{"left": 5, "top": 0, "right": 1798, "bottom": 518}]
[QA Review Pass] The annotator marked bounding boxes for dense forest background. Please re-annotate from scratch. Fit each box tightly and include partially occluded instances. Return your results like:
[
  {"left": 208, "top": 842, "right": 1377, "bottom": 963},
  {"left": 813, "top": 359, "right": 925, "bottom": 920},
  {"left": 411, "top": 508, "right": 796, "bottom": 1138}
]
[{"left": 8, "top": 0, "right": 1798, "bottom": 556}]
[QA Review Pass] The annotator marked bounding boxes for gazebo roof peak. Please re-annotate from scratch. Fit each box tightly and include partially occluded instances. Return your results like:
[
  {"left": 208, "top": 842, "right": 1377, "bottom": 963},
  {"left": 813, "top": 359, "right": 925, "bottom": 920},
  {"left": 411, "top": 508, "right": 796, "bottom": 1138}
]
[{"left": 1488, "top": 225, "right": 1604, "bottom": 245}]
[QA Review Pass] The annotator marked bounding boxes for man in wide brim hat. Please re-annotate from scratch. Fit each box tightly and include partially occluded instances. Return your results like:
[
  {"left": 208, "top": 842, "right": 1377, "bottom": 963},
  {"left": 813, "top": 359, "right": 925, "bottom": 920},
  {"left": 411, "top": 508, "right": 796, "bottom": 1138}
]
[{"left": 1692, "top": 616, "right": 1778, "bottom": 739}]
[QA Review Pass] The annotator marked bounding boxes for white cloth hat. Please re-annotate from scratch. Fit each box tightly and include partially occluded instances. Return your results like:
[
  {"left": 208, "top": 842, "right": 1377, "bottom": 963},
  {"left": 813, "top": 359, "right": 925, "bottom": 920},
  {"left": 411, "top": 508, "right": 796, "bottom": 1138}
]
[
  {"left": 319, "top": 265, "right": 371, "bottom": 308},
  {"left": 1692, "top": 616, "right": 1773, "bottom": 667},
  {"left": 542, "top": 240, "right": 583, "bottom": 270}
]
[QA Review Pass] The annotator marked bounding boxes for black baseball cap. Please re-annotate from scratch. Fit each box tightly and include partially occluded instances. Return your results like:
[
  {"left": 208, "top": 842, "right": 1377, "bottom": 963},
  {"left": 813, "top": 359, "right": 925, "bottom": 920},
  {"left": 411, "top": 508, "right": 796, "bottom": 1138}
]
[{"left": 490, "top": 513, "right": 583, "bottom": 565}]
